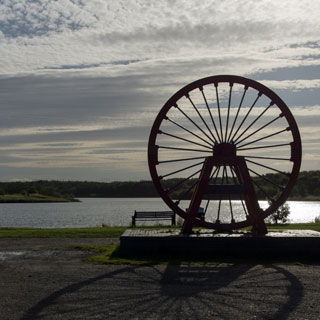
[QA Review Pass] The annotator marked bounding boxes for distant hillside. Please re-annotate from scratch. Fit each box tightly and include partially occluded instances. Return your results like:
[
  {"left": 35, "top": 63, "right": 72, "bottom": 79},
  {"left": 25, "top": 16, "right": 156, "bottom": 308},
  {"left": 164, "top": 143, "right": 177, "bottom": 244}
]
[{"left": 0, "top": 170, "right": 319, "bottom": 200}]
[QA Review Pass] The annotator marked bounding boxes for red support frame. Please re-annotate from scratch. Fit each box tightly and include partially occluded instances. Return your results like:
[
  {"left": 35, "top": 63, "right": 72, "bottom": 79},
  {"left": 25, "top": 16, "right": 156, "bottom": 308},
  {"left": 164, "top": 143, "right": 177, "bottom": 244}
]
[{"left": 181, "top": 155, "right": 267, "bottom": 235}]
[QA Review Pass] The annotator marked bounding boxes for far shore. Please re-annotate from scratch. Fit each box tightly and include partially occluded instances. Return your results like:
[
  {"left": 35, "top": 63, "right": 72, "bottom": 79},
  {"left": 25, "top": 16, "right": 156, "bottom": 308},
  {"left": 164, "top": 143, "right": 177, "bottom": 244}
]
[{"left": 0, "top": 193, "right": 79, "bottom": 203}]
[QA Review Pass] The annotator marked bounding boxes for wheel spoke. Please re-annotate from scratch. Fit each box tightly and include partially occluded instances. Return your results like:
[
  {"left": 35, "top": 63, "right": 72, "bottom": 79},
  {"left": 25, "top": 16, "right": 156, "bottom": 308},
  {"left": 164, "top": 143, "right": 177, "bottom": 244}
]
[
  {"left": 234, "top": 115, "right": 282, "bottom": 146},
  {"left": 200, "top": 87, "right": 222, "bottom": 142},
  {"left": 229, "top": 198, "right": 234, "bottom": 221},
  {"left": 229, "top": 92, "right": 261, "bottom": 143},
  {"left": 166, "top": 168, "right": 202, "bottom": 194},
  {"left": 241, "top": 199, "right": 248, "bottom": 217},
  {"left": 175, "top": 104, "right": 216, "bottom": 144},
  {"left": 204, "top": 199, "right": 210, "bottom": 214},
  {"left": 160, "top": 130, "right": 212, "bottom": 150},
  {"left": 229, "top": 166, "right": 239, "bottom": 184},
  {"left": 160, "top": 161, "right": 205, "bottom": 179},
  {"left": 211, "top": 165, "right": 221, "bottom": 184},
  {"left": 252, "top": 178, "right": 274, "bottom": 201},
  {"left": 179, "top": 179, "right": 199, "bottom": 200},
  {"left": 216, "top": 165, "right": 226, "bottom": 221},
  {"left": 230, "top": 167, "right": 248, "bottom": 217},
  {"left": 238, "top": 143, "right": 291, "bottom": 151},
  {"left": 214, "top": 83, "right": 224, "bottom": 142},
  {"left": 245, "top": 158, "right": 290, "bottom": 176},
  {"left": 247, "top": 167, "right": 285, "bottom": 190},
  {"left": 237, "top": 128, "right": 289, "bottom": 149},
  {"left": 239, "top": 155, "right": 290, "bottom": 161},
  {"left": 204, "top": 166, "right": 220, "bottom": 215},
  {"left": 227, "top": 85, "right": 248, "bottom": 142},
  {"left": 217, "top": 165, "right": 226, "bottom": 221},
  {"left": 233, "top": 102, "right": 273, "bottom": 144},
  {"left": 167, "top": 117, "right": 214, "bottom": 148},
  {"left": 225, "top": 166, "right": 234, "bottom": 222},
  {"left": 217, "top": 199, "right": 222, "bottom": 222},
  {"left": 225, "top": 83, "right": 233, "bottom": 142},
  {"left": 222, "top": 165, "right": 227, "bottom": 184},
  {"left": 186, "top": 94, "right": 218, "bottom": 143},
  {"left": 159, "top": 156, "right": 208, "bottom": 164},
  {"left": 158, "top": 145, "right": 213, "bottom": 153}
]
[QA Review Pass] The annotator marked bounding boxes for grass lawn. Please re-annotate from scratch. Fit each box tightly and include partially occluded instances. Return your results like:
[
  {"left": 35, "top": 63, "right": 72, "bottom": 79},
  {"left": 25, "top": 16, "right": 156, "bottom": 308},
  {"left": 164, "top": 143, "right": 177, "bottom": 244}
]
[
  {"left": 0, "top": 226, "right": 127, "bottom": 238},
  {"left": 266, "top": 223, "right": 320, "bottom": 232},
  {"left": 1, "top": 223, "right": 319, "bottom": 238}
]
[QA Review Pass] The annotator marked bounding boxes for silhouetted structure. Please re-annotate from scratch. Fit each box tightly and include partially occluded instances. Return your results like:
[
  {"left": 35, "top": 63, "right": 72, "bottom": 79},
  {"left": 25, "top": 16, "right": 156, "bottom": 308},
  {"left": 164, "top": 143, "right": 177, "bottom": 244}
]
[{"left": 148, "top": 75, "right": 301, "bottom": 234}]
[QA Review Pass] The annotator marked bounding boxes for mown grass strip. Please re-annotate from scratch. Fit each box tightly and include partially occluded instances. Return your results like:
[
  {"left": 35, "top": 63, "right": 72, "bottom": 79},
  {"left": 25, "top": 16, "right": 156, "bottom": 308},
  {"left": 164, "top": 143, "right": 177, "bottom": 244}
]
[
  {"left": 0, "top": 223, "right": 319, "bottom": 238},
  {"left": 266, "top": 223, "right": 320, "bottom": 232},
  {"left": 0, "top": 227, "right": 127, "bottom": 238}
]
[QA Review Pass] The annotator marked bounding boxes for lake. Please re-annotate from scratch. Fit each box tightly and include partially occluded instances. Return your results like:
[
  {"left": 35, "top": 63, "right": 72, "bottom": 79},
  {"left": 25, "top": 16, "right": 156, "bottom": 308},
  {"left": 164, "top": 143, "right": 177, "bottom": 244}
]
[{"left": 0, "top": 198, "right": 319, "bottom": 228}]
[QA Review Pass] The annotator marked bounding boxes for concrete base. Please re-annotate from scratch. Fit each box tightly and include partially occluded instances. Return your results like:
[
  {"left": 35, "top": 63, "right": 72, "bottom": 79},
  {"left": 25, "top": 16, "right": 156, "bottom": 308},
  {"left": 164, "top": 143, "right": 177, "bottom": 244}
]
[{"left": 120, "top": 229, "right": 320, "bottom": 259}]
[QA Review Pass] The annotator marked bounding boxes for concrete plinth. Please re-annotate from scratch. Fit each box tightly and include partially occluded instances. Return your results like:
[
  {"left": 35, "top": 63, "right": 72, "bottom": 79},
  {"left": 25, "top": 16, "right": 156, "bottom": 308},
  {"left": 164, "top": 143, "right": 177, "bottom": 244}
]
[{"left": 120, "top": 229, "right": 320, "bottom": 259}]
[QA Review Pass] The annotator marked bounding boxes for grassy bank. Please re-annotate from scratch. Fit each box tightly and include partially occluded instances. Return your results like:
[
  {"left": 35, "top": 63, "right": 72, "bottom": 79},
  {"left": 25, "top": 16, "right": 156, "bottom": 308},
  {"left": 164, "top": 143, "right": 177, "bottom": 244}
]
[
  {"left": 266, "top": 223, "right": 320, "bottom": 232},
  {"left": 0, "top": 223, "right": 319, "bottom": 238},
  {"left": 288, "top": 196, "right": 320, "bottom": 201},
  {"left": 0, "top": 226, "right": 127, "bottom": 238},
  {"left": 0, "top": 193, "right": 79, "bottom": 203}
]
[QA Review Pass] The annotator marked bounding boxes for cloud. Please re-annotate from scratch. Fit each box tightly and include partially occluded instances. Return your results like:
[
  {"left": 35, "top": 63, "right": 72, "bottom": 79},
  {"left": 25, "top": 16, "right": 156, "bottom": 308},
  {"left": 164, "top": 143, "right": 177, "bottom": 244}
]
[
  {"left": 0, "top": 0, "right": 96, "bottom": 38},
  {"left": 260, "top": 79, "right": 320, "bottom": 91},
  {"left": 0, "top": 0, "right": 320, "bottom": 75},
  {"left": 0, "top": 0, "right": 319, "bottom": 181}
]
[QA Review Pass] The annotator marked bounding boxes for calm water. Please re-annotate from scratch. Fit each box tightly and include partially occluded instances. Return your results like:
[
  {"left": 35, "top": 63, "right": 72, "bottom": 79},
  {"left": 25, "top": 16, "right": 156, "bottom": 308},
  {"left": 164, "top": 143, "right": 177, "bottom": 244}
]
[{"left": 0, "top": 198, "right": 319, "bottom": 228}]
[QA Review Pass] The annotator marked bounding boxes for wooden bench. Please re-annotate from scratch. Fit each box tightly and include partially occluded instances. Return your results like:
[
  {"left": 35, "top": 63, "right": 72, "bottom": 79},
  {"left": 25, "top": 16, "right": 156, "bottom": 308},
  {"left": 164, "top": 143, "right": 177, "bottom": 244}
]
[{"left": 132, "top": 210, "right": 176, "bottom": 227}]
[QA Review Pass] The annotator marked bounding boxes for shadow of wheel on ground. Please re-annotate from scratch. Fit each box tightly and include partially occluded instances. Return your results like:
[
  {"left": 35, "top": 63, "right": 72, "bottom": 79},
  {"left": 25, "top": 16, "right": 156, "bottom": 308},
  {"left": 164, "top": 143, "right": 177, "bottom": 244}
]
[{"left": 22, "top": 263, "right": 304, "bottom": 320}]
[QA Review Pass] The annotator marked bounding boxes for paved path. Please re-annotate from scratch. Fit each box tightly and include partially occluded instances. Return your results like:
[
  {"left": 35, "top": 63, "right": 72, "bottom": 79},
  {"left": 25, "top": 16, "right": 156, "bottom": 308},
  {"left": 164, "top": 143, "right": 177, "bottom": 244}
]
[{"left": 0, "top": 238, "right": 320, "bottom": 319}]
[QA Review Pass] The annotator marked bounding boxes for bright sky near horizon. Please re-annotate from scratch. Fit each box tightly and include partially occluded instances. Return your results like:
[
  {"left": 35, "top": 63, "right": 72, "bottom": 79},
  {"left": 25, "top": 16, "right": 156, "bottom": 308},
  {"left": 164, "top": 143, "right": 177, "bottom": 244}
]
[{"left": 0, "top": 0, "right": 319, "bottom": 182}]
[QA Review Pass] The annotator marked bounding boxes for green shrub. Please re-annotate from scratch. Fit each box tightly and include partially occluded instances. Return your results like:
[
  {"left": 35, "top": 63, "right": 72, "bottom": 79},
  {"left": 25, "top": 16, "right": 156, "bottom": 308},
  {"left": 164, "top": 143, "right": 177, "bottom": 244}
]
[{"left": 268, "top": 202, "right": 290, "bottom": 225}]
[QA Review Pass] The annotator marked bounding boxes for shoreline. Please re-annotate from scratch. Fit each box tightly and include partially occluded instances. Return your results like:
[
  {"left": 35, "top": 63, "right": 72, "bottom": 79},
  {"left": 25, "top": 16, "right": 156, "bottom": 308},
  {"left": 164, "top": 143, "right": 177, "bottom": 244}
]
[
  {"left": 0, "top": 199, "right": 79, "bottom": 203},
  {"left": 1, "top": 195, "right": 320, "bottom": 202},
  {"left": 0, "top": 193, "right": 79, "bottom": 203}
]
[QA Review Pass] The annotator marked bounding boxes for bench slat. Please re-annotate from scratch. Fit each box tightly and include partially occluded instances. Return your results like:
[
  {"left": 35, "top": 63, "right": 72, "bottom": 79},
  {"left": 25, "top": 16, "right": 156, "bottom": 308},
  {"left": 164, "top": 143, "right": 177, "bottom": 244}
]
[{"left": 132, "top": 210, "right": 176, "bottom": 227}]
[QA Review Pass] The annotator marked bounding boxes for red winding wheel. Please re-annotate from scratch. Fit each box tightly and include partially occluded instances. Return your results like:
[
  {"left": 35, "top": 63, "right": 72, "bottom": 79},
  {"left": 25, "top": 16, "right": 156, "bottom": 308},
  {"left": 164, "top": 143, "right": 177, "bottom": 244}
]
[{"left": 148, "top": 75, "right": 301, "bottom": 234}]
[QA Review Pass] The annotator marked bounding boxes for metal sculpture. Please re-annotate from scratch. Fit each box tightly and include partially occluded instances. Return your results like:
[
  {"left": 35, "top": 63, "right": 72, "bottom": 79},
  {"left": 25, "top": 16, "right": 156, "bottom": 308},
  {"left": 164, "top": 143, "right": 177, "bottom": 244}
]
[{"left": 148, "top": 75, "right": 301, "bottom": 234}]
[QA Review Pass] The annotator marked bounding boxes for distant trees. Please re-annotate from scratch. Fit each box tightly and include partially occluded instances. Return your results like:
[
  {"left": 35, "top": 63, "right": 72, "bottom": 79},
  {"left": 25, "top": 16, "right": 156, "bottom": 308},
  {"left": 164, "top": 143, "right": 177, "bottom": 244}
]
[
  {"left": 27, "top": 186, "right": 38, "bottom": 194},
  {"left": 291, "top": 170, "right": 320, "bottom": 200},
  {"left": 0, "top": 170, "right": 319, "bottom": 200}
]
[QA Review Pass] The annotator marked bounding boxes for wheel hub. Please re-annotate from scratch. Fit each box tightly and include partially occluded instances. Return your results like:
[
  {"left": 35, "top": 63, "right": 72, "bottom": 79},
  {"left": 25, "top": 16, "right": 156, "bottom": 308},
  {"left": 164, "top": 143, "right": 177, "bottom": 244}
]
[{"left": 213, "top": 143, "right": 236, "bottom": 157}]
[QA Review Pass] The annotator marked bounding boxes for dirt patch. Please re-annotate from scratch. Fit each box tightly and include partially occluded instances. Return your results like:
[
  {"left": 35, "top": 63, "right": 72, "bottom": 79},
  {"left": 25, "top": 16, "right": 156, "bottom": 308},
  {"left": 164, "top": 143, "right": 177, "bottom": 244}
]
[{"left": 1, "top": 238, "right": 320, "bottom": 319}]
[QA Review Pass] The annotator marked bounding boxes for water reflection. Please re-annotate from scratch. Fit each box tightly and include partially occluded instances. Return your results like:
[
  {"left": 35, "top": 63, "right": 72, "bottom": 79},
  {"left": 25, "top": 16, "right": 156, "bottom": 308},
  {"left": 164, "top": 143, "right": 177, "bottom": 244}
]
[{"left": 0, "top": 198, "right": 319, "bottom": 228}]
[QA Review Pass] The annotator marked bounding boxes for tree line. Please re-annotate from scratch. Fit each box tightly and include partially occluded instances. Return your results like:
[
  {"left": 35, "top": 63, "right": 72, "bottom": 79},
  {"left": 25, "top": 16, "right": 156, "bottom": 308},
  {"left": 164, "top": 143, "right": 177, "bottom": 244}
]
[{"left": 0, "top": 170, "right": 319, "bottom": 200}]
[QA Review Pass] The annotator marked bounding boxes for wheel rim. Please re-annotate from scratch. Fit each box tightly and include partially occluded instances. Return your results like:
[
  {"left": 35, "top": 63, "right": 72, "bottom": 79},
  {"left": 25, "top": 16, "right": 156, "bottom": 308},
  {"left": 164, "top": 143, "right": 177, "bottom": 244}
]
[{"left": 148, "top": 75, "right": 301, "bottom": 230}]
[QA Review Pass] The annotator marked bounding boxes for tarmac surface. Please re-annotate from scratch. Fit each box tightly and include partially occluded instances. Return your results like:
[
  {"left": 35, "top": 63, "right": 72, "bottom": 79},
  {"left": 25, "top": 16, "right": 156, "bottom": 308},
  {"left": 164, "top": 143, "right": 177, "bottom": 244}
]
[{"left": 0, "top": 238, "right": 320, "bottom": 320}]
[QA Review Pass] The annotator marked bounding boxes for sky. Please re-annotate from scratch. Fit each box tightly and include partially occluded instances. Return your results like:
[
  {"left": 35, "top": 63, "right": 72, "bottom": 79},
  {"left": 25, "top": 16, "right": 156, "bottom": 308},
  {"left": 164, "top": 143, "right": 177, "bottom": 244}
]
[{"left": 0, "top": 0, "right": 319, "bottom": 182}]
